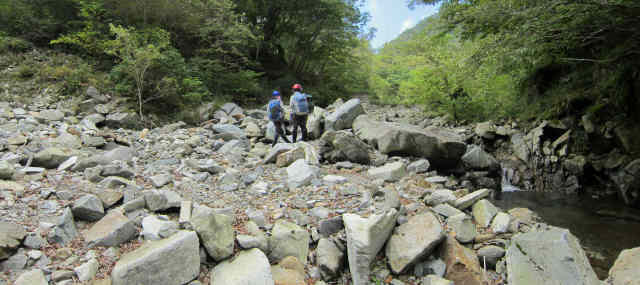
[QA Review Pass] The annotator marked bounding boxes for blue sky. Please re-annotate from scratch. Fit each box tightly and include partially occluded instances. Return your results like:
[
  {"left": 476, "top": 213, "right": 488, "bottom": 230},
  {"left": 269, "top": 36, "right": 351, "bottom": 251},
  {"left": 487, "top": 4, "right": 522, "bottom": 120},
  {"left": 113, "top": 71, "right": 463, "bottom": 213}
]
[{"left": 363, "top": 0, "right": 440, "bottom": 48}]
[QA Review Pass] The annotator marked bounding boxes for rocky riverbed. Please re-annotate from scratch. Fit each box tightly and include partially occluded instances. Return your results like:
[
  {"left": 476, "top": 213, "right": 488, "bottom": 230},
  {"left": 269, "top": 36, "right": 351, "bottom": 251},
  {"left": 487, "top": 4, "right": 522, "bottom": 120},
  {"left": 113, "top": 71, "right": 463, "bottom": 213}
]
[{"left": 0, "top": 88, "right": 638, "bottom": 285}]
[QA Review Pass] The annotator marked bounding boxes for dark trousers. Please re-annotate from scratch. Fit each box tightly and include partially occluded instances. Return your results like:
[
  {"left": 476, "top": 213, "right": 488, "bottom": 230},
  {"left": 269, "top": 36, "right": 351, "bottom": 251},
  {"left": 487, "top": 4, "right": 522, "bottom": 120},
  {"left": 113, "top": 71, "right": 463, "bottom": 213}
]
[
  {"left": 291, "top": 114, "right": 308, "bottom": 143},
  {"left": 272, "top": 120, "right": 290, "bottom": 146}
]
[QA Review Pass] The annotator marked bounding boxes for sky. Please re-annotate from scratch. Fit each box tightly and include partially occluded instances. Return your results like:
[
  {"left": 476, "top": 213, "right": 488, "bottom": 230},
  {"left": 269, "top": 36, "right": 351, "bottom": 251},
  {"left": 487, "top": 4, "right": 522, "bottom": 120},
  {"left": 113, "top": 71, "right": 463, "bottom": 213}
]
[{"left": 364, "top": 0, "right": 440, "bottom": 48}]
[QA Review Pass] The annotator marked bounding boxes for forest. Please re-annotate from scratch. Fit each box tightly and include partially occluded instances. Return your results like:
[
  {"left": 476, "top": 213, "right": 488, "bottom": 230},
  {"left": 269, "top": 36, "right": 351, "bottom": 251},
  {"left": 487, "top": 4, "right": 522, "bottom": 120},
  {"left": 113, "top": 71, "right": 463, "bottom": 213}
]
[{"left": 1, "top": 0, "right": 639, "bottom": 124}]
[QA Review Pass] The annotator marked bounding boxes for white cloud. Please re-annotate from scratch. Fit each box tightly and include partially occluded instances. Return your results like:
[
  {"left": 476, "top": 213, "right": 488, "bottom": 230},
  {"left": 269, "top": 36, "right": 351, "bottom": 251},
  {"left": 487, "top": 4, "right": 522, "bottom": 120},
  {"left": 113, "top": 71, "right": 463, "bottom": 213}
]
[{"left": 400, "top": 18, "right": 414, "bottom": 33}]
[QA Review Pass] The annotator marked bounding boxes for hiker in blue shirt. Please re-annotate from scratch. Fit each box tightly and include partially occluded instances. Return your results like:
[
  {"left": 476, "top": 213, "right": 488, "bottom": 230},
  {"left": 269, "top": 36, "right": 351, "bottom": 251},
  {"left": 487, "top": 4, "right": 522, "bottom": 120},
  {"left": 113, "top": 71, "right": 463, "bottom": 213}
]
[
  {"left": 267, "top": 91, "right": 291, "bottom": 147},
  {"left": 289, "top": 83, "right": 310, "bottom": 143}
]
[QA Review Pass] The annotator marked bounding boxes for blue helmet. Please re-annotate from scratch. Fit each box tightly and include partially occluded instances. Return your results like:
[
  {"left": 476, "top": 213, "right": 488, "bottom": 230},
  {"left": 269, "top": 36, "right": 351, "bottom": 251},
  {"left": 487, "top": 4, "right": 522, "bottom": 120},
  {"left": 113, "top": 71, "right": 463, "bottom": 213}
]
[{"left": 272, "top": 90, "right": 280, "bottom": 97}]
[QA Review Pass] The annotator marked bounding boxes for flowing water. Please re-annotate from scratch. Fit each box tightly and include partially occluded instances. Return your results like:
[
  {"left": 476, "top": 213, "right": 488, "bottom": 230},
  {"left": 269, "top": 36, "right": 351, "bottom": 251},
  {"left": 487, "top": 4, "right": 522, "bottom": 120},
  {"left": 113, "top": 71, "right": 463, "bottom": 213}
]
[{"left": 492, "top": 168, "right": 640, "bottom": 279}]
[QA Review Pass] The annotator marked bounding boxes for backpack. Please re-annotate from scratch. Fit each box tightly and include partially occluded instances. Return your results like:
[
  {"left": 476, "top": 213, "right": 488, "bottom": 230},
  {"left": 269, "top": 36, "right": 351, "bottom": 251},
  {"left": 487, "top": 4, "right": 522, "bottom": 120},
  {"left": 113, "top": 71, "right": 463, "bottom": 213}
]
[
  {"left": 268, "top": 99, "right": 283, "bottom": 121},
  {"left": 292, "top": 92, "right": 309, "bottom": 115}
]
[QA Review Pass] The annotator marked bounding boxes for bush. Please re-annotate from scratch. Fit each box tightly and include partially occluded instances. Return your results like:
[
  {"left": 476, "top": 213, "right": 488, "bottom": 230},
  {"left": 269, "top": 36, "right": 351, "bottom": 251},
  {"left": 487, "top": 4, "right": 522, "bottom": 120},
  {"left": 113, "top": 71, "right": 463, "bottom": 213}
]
[{"left": 0, "top": 35, "right": 32, "bottom": 53}]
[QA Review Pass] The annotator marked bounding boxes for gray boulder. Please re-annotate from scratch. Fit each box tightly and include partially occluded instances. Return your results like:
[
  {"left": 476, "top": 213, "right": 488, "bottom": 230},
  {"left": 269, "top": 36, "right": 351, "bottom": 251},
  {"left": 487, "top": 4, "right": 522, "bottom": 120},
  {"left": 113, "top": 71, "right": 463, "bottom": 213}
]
[
  {"left": 33, "top": 147, "right": 75, "bottom": 169},
  {"left": 105, "top": 112, "right": 139, "bottom": 129},
  {"left": 607, "top": 247, "right": 640, "bottom": 285},
  {"left": 506, "top": 226, "right": 599, "bottom": 285},
  {"left": 48, "top": 207, "right": 78, "bottom": 245},
  {"left": 317, "top": 238, "right": 345, "bottom": 280},
  {"left": 186, "top": 159, "right": 224, "bottom": 174},
  {"left": 446, "top": 214, "right": 477, "bottom": 243},
  {"left": 343, "top": 209, "right": 399, "bottom": 285},
  {"left": 210, "top": 248, "right": 274, "bottom": 285},
  {"left": 72, "top": 194, "right": 105, "bottom": 222},
  {"left": 15, "top": 269, "right": 48, "bottom": 285},
  {"left": 269, "top": 219, "right": 310, "bottom": 264},
  {"left": 474, "top": 122, "right": 496, "bottom": 139},
  {"left": 407, "top": 159, "right": 430, "bottom": 173},
  {"left": 286, "top": 159, "right": 319, "bottom": 189},
  {"left": 211, "top": 124, "right": 246, "bottom": 138},
  {"left": 353, "top": 115, "right": 466, "bottom": 169},
  {"left": 141, "top": 215, "right": 179, "bottom": 240},
  {"left": 471, "top": 199, "right": 498, "bottom": 228},
  {"left": 432, "top": 203, "right": 464, "bottom": 218},
  {"left": 461, "top": 145, "right": 500, "bottom": 171},
  {"left": 491, "top": 212, "right": 511, "bottom": 234},
  {"left": 325, "top": 98, "right": 365, "bottom": 131},
  {"left": 0, "top": 222, "right": 26, "bottom": 260},
  {"left": 477, "top": 245, "right": 505, "bottom": 269},
  {"left": 368, "top": 161, "right": 406, "bottom": 182},
  {"left": 34, "top": 109, "right": 65, "bottom": 122},
  {"left": 613, "top": 159, "right": 640, "bottom": 207},
  {"left": 425, "top": 189, "right": 456, "bottom": 206},
  {"left": 191, "top": 206, "right": 234, "bottom": 262},
  {"left": 320, "top": 130, "right": 370, "bottom": 164},
  {"left": 0, "top": 160, "right": 14, "bottom": 180},
  {"left": 264, "top": 143, "right": 295, "bottom": 164},
  {"left": 84, "top": 211, "right": 137, "bottom": 247},
  {"left": 308, "top": 106, "right": 328, "bottom": 139},
  {"left": 111, "top": 231, "right": 200, "bottom": 285},
  {"left": 386, "top": 212, "right": 445, "bottom": 274}
]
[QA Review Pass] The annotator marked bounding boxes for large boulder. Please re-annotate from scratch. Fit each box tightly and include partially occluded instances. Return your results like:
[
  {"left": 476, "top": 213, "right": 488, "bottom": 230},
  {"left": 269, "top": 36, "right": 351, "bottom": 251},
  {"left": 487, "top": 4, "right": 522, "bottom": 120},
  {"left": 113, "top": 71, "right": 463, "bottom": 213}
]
[
  {"left": 325, "top": 98, "right": 365, "bottom": 131},
  {"left": 606, "top": 247, "right": 640, "bottom": 285},
  {"left": 0, "top": 222, "right": 26, "bottom": 260},
  {"left": 454, "top": 188, "right": 491, "bottom": 210},
  {"left": 211, "top": 124, "right": 246, "bottom": 139},
  {"left": 210, "top": 248, "right": 274, "bottom": 285},
  {"left": 72, "top": 147, "right": 135, "bottom": 171},
  {"left": 33, "top": 109, "right": 65, "bottom": 122},
  {"left": 471, "top": 199, "right": 499, "bottom": 228},
  {"left": 14, "top": 269, "right": 48, "bottom": 285},
  {"left": 446, "top": 213, "right": 477, "bottom": 243},
  {"left": 269, "top": 219, "right": 310, "bottom": 264},
  {"left": 270, "top": 256, "right": 307, "bottom": 285},
  {"left": 84, "top": 211, "right": 138, "bottom": 247},
  {"left": 353, "top": 115, "right": 466, "bottom": 169},
  {"left": 111, "top": 231, "right": 200, "bottom": 285},
  {"left": 320, "top": 130, "right": 370, "bottom": 164},
  {"left": 72, "top": 194, "right": 105, "bottom": 222},
  {"left": 191, "top": 206, "right": 235, "bottom": 262},
  {"left": 105, "top": 112, "right": 140, "bottom": 129},
  {"left": 317, "top": 238, "right": 345, "bottom": 280},
  {"left": 0, "top": 160, "right": 15, "bottom": 180},
  {"left": 385, "top": 212, "right": 445, "bottom": 274},
  {"left": 343, "top": 209, "right": 399, "bottom": 285},
  {"left": 506, "top": 226, "right": 599, "bottom": 285},
  {"left": 307, "top": 106, "right": 328, "bottom": 139},
  {"left": 264, "top": 143, "right": 295, "bottom": 164}
]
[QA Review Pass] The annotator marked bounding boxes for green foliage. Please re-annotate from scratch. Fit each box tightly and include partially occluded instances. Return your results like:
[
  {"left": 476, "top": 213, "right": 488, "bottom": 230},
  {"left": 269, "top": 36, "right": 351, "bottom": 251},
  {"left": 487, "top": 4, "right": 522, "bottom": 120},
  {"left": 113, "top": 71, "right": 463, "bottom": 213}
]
[
  {"left": 50, "top": 0, "right": 111, "bottom": 57},
  {"left": 0, "top": 34, "right": 32, "bottom": 53},
  {"left": 0, "top": 0, "right": 79, "bottom": 44}
]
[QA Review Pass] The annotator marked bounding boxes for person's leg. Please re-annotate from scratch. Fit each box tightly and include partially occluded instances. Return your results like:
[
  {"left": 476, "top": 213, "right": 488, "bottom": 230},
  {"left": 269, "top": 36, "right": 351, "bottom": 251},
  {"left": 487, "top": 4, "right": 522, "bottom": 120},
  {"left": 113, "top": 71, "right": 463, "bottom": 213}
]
[
  {"left": 300, "top": 115, "right": 308, "bottom": 141},
  {"left": 292, "top": 115, "right": 299, "bottom": 143},
  {"left": 272, "top": 121, "right": 280, "bottom": 147},
  {"left": 277, "top": 121, "right": 291, "bottom": 143}
]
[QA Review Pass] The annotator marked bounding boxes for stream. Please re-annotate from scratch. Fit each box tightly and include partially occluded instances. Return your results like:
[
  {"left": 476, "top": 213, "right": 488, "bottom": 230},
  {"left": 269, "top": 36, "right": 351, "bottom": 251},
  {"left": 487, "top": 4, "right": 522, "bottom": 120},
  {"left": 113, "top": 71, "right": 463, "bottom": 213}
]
[{"left": 491, "top": 170, "right": 640, "bottom": 279}]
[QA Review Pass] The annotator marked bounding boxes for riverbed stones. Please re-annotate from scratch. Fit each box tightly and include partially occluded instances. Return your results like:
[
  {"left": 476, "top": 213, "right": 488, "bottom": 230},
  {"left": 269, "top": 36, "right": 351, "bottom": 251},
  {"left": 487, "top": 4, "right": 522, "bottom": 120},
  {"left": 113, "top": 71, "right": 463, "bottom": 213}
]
[
  {"left": 368, "top": 161, "right": 406, "bottom": 182},
  {"left": 0, "top": 222, "right": 26, "bottom": 260},
  {"left": 461, "top": 145, "right": 499, "bottom": 171},
  {"left": 440, "top": 233, "right": 485, "bottom": 285},
  {"left": 472, "top": 199, "right": 499, "bottom": 228},
  {"left": 386, "top": 212, "right": 445, "bottom": 274},
  {"left": 432, "top": 203, "right": 464, "bottom": 218},
  {"left": 210, "top": 248, "right": 274, "bottom": 285},
  {"left": 606, "top": 247, "right": 640, "bottom": 285},
  {"left": 447, "top": 213, "right": 477, "bottom": 243},
  {"left": 191, "top": 206, "right": 234, "bottom": 262},
  {"left": 111, "top": 231, "right": 200, "bottom": 285},
  {"left": 325, "top": 98, "right": 365, "bottom": 131},
  {"left": 84, "top": 210, "right": 137, "bottom": 247},
  {"left": 269, "top": 219, "right": 310, "bottom": 264},
  {"left": 477, "top": 245, "right": 505, "bottom": 268},
  {"left": 141, "top": 215, "right": 179, "bottom": 240},
  {"left": 343, "top": 209, "right": 399, "bottom": 285},
  {"left": 407, "top": 159, "right": 430, "bottom": 173},
  {"left": 271, "top": 256, "right": 307, "bottom": 285},
  {"left": 75, "top": 258, "right": 99, "bottom": 282},
  {"left": 454, "top": 188, "right": 491, "bottom": 209},
  {"left": 33, "top": 147, "right": 75, "bottom": 169},
  {"left": 506, "top": 226, "right": 599, "bottom": 285},
  {"left": 320, "top": 130, "right": 371, "bottom": 164},
  {"left": 72, "top": 194, "right": 105, "bottom": 221}
]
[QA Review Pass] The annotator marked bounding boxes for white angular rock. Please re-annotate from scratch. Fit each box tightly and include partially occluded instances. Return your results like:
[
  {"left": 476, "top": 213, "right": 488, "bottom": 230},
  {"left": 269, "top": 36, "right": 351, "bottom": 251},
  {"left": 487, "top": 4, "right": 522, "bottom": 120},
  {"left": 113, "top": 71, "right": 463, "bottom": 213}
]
[
  {"left": 269, "top": 219, "right": 310, "bottom": 264},
  {"left": 407, "top": 159, "right": 430, "bottom": 173},
  {"left": 491, "top": 212, "right": 511, "bottom": 234},
  {"left": 607, "top": 247, "right": 640, "bottom": 285},
  {"left": 286, "top": 159, "right": 319, "bottom": 189},
  {"left": 111, "top": 231, "right": 200, "bottom": 285},
  {"left": 317, "top": 238, "right": 345, "bottom": 280},
  {"left": 325, "top": 98, "right": 365, "bottom": 131},
  {"left": 425, "top": 189, "right": 457, "bottom": 206},
  {"left": 454, "top": 188, "right": 491, "bottom": 209},
  {"left": 74, "top": 258, "right": 99, "bottom": 282},
  {"left": 141, "top": 215, "right": 179, "bottom": 240},
  {"left": 343, "top": 209, "right": 399, "bottom": 285},
  {"left": 72, "top": 194, "right": 105, "bottom": 222},
  {"left": 432, "top": 204, "right": 464, "bottom": 218},
  {"left": 210, "top": 248, "right": 274, "bottom": 285},
  {"left": 15, "top": 269, "right": 48, "bottom": 285},
  {"left": 386, "top": 212, "right": 445, "bottom": 274},
  {"left": 84, "top": 210, "right": 138, "bottom": 247},
  {"left": 191, "top": 206, "right": 235, "bottom": 262},
  {"left": 367, "top": 161, "right": 407, "bottom": 182}
]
